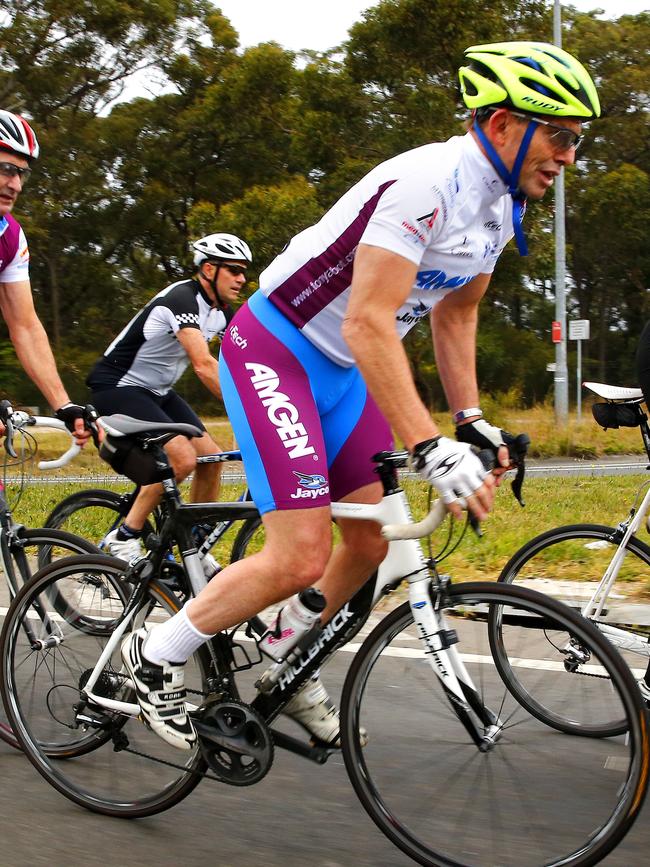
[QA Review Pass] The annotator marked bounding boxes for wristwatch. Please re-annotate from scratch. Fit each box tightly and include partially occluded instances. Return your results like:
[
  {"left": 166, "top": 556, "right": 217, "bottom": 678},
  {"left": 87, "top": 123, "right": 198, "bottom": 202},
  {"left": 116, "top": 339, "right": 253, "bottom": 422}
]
[{"left": 452, "top": 407, "right": 483, "bottom": 424}]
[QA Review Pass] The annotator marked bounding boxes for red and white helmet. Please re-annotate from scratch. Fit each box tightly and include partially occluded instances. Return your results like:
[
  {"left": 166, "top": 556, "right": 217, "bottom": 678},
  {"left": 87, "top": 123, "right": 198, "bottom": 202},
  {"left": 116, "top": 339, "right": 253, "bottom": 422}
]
[
  {"left": 0, "top": 110, "right": 40, "bottom": 160},
  {"left": 192, "top": 233, "right": 252, "bottom": 266}
]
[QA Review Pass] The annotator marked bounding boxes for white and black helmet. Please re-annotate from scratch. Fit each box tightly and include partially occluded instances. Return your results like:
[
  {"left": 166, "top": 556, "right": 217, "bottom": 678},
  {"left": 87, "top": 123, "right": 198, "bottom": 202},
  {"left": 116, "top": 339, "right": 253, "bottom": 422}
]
[
  {"left": 192, "top": 233, "right": 252, "bottom": 266},
  {"left": 0, "top": 109, "right": 40, "bottom": 160}
]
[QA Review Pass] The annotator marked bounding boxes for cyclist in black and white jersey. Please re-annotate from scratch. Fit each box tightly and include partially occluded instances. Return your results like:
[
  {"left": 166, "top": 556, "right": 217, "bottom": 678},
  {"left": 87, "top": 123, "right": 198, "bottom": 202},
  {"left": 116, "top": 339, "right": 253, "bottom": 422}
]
[{"left": 87, "top": 232, "right": 251, "bottom": 563}]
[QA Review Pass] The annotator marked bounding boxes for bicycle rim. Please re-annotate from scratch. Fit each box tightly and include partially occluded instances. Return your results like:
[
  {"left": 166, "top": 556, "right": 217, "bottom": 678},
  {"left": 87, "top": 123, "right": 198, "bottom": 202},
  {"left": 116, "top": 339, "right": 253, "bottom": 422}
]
[
  {"left": 494, "top": 524, "right": 650, "bottom": 736},
  {"left": 42, "top": 489, "right": 156, "bottom": 558},
  {"left": 1, "top": 555, "right": 209, "bottom": 817},
  {"left": 340, "top": 582, "right": 649, "bottom": 867},
  {"left": 0, "top": 529, "right": 100, "bottom": 750}
]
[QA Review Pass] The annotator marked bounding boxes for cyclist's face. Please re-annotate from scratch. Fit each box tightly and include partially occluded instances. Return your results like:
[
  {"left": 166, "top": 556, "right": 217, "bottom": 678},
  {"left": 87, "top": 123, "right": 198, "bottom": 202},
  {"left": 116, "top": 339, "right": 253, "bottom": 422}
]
[
  {"left": 214, "top": 260, "right": 248, "bottom": 304},
  {"left": 505, "top": 112, "right": 583, "bottom": 200},
  {"left": 0, "top": 152, "right": 28, "bottom": 216}
]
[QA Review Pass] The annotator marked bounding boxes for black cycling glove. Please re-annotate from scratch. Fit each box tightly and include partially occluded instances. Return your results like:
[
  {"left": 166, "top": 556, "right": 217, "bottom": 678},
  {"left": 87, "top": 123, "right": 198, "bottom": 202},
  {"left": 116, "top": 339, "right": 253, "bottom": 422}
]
[
  {"left": 55, "top": 403, "right": 86, "bottom": 433},
  {"left": 456, "top": 419, "right": 530, "bottom": 506},
  {"left": 455, "top": 418, "right": 530, "bottom": 465},
  {"left": 55, "top": 403, "right": 100, "bottom": 445}
]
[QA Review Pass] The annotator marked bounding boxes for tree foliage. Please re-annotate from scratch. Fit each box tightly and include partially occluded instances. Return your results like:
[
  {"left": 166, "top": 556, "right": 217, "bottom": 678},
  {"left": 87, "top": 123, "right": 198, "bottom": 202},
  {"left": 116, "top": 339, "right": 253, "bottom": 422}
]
[{"left": 0, "top": 0, "right": 647, "bottom": 411}]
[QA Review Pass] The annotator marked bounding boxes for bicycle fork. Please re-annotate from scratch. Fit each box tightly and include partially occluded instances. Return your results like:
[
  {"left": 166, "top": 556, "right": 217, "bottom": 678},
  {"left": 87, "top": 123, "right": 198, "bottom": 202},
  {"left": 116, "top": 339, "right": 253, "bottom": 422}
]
[{"left": 408, "top": 577, "right": 503, "bottom": 752}]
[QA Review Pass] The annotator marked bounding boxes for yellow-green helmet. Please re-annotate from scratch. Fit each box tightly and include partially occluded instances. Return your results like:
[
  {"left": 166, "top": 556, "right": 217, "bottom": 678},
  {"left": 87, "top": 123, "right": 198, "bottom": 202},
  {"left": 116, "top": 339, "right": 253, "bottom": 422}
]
[{"left": 459, "top": 41, "right": 600, "bottom": 118}]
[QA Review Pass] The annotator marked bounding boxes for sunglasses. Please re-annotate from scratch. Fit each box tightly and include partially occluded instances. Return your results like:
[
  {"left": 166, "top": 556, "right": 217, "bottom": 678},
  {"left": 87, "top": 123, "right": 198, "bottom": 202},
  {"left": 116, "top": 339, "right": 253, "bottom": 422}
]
[
  {"left": 0, "top": 161, "right": 31, "bottom": 183},
  {"left": 511, "top": 112, "right": 583, "bottom": 151},
  {"left": 220, "top": 263, "right": 248, "bottom": 277}
]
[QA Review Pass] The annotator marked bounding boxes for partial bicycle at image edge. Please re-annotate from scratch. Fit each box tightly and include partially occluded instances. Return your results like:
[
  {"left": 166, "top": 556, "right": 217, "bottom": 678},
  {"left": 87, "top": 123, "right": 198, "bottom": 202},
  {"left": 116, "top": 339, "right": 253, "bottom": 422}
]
[{"left": 497, "top": 380, "right": 650, "bottom": 734}]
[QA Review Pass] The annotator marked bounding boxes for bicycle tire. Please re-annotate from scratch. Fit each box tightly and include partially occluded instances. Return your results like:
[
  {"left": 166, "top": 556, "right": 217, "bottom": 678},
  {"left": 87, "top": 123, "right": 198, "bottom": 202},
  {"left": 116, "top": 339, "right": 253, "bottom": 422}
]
[
  {"left": 0, "top": 527, "right": 100, "bottom": 749},
  {"left": 230, "top": 515, "right": 263, "bottom": 563},
  {"left": 340, "top": 581, "right": 649, "bottom": 867},
  {"left": 492, "top": 523, "right": 650, "bottom": 736},
  {"left": 42, "top": 488, "right": 156, "bottom": 558},
  {"left": 1, "top": 554, "right": 211, "bottom": 817}
]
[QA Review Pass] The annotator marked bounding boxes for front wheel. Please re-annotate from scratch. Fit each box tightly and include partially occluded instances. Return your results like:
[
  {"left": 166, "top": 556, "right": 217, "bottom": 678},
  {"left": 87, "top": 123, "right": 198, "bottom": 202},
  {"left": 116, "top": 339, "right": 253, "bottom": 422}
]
[
  {"left": 0, "top": 527, "right": 100, "bottom": 749},
  {"left": 0, "top": 555, "right": 211, "bottom": 817},
  {"left": 340, "top": 582, "right": 649, "bottom": 867},
  {"left": 492, "top": 523, "right": 650, "bottom": 736},
  {"left": 42, "top": 488, "right": 156, "bottom": 559}
]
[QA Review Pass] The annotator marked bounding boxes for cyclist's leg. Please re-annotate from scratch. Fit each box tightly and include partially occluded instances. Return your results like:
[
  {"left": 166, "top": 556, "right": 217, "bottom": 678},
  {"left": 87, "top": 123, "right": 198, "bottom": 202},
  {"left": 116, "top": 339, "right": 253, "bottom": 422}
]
[
  {"left": 158, "top": 390, "right": 223, "bottom": 502},
  {"left": 189, "top": 431, "right": 222, "bottom": 501},
  {"left": 316, "top": 378, "right": 392, "bottom": 619},
  {"left": 94, "top": 387, "right": 204, "bottom": 533}
]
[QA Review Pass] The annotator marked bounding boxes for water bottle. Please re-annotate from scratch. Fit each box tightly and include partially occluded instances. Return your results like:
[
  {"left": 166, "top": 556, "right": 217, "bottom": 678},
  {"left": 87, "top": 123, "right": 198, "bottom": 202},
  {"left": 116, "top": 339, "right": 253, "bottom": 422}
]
[{"left": 259, "top": 588, "right": 326, "bottom": 662}]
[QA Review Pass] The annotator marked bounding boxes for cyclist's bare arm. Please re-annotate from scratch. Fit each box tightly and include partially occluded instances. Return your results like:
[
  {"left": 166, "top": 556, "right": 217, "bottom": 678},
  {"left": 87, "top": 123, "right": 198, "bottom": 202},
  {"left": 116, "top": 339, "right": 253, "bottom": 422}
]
[
  {"left": 430, "top": 273, "right": 488, "bottom": 417},
  {"left": 432, "top": 274, "right": 510, "bottom": 476},
  {"left": 342, "top": 245, "right": 495, "bottom": 519},
  {"left": 176, "top": 327, "right": 222, "bottom": 400},
  {"left": 342, "top": 244, "right": 437, "bottom": 449},
  {"left": 0, "top": 279, "right": 90, "bottom": 444}
]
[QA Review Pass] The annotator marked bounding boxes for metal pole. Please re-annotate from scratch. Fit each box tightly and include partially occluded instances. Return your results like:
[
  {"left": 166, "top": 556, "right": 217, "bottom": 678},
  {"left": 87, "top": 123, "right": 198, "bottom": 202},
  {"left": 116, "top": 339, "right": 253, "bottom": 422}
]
[
  {"left": 576, "top": 338, "right": 582, "bottom": 421},
  {"left": 553, "top": 0, "right": 569, "bottom": 425}
]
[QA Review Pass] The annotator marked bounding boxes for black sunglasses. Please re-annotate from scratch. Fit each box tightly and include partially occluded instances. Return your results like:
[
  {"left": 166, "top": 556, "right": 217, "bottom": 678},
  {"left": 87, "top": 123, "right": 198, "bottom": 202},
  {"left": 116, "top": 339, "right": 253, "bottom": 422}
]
[
  {"left": 0, "top": 161, "right": 31, "bottom": 183},
  {"left": 220, "top": 263, "right": 248, "bottom": 277}
]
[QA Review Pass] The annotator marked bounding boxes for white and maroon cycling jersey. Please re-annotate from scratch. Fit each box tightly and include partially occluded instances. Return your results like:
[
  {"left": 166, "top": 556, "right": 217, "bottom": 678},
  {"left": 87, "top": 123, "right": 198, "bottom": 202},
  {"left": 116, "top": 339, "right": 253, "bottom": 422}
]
[
  {"left": 260, "top": 133, "right": 514, "bottom": 367},
  {"left": 0, "top": 214, "right": 30, "bottom": 283}
]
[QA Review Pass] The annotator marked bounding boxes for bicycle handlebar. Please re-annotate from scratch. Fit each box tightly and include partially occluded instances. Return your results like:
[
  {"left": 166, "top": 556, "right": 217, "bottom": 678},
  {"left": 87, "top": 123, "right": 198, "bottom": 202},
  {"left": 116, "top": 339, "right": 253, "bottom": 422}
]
[
  {"left": 381, "top": 498, "right": 452, "bottom": 541},
  {"left": 0, "top": 406, "right": 81, "bottom": 470}
]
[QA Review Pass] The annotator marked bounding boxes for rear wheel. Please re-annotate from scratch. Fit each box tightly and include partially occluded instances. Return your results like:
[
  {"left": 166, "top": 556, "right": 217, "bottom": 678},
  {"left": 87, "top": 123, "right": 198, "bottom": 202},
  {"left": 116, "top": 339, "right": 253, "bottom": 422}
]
[
  {"left": 492, "top": 523, "right": 650, "bottom": 736},
  {"left": 341, "top": 581, "right": 649, "bottom": 867},
  {"left": 1, "top": 555, "right": 211, "bottom": 816}
]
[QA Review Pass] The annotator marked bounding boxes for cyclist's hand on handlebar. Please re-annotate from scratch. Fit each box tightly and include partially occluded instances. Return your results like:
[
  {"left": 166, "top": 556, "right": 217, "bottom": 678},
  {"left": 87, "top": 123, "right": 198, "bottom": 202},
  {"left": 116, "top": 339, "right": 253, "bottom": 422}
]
[
  {"left": 55, "top": 403, "right": 101, "bottom": 447},
  {"left": 410, "top": 435, "right": 495, "bottom": 521},
  {"left": 455, "top": 419, "right": 529, "bottom": 478},
  {"left": 455, "top": 418, "right": 530, "bottom": 506}
]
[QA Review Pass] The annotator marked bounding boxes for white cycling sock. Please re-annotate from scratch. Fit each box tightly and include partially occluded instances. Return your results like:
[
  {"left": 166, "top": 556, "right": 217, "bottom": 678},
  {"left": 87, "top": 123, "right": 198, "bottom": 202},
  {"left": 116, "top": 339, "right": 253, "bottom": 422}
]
[{"left": 143, "top": 604, "right": 213, "bottom": 665}]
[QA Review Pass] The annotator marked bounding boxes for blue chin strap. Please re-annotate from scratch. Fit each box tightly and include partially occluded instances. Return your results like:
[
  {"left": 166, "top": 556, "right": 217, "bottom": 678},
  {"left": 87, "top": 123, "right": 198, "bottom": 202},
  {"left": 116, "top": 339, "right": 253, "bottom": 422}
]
[{"left": 472, "top": 117, "right": 538, "bottom": 256}]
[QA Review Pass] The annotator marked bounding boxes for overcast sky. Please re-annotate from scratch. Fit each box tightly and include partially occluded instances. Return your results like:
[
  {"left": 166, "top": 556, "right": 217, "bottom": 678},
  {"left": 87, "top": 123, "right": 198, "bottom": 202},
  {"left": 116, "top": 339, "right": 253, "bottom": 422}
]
[{"left": 213, "top": 0, "right": 649, "bottom": 53}]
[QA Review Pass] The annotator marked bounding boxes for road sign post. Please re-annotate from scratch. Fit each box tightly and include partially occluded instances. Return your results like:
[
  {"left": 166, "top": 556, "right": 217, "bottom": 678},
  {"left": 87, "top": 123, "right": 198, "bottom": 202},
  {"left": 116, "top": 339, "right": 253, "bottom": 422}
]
[{"left": 569, "top": 319, "right": 590, "bottom": 420}]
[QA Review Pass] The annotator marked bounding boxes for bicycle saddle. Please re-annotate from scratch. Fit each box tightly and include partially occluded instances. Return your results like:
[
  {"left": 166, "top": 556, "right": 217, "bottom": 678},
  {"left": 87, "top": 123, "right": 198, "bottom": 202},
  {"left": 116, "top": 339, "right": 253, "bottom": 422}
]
[
  {"left": 99, "top": 414, "right": 203, "bottom": 439},
  {"left": 583, "top": 382, "right": 643, "bottom": 402}
]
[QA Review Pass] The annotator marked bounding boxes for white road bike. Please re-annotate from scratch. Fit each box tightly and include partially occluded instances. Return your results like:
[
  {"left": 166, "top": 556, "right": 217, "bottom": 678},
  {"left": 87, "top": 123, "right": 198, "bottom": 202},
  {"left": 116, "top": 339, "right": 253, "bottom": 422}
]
[{"left": 0, "top": 414, "right": 647, "bottom": 867}]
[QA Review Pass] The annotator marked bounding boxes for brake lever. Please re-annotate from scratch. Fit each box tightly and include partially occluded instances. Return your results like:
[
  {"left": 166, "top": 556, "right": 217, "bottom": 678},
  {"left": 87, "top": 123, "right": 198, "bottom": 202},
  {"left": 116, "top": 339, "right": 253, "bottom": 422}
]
[
  {"left": 84, "top": 404, "right": 101, "bottom": 448},
  {"left": 0, "top": 399, "right": 17, "bottom": 459},
  {"left": 509, "top": 433, "right": 530, "bottom": 508}
]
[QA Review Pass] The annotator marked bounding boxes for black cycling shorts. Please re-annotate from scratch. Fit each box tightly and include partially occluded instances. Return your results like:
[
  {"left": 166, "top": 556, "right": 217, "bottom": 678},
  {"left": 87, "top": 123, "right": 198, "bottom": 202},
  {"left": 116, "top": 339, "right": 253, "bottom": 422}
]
[{"left": 90, "top": 386, "right": 206, "bottom": 432}]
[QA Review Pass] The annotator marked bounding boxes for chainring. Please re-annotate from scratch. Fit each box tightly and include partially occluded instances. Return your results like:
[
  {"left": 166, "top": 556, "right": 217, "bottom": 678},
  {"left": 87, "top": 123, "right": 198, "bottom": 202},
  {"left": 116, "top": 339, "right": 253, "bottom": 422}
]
[{"left": 193, "top": 699, "right": 273, "bottom": 786}]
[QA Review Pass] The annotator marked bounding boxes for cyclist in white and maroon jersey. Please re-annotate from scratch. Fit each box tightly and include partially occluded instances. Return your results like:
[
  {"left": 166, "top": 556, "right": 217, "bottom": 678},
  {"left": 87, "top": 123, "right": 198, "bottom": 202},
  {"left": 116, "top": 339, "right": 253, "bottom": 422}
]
[
  {"left": 121, "top": 42, "right": 601, "bottom": 752},
  {"left": 0, "top": 109, "right": 93, "bottom": 442},
  {"left": 87, "top": 232, "right": 251, "bottom": 563}
]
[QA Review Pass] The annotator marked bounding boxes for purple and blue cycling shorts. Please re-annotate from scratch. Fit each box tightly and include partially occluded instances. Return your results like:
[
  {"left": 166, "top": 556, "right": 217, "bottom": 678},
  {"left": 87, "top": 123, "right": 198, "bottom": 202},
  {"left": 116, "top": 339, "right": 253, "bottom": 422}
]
[{"left": 219, "top": 291, "right": 393, "bottom": 515}]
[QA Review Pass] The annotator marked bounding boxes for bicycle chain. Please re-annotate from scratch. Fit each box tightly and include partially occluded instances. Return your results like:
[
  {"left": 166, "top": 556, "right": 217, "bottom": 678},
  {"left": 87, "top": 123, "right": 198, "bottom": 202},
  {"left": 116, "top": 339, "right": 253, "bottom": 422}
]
[{"left": 111, "top": 685, "right": 227, "bottom": 780}]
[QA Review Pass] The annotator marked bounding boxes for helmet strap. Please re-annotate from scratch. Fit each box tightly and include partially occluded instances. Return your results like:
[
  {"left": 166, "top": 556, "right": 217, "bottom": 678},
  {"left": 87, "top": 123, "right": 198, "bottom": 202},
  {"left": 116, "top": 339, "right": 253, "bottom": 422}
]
[
  {"left": 472, "top": 117, "right": 538, "bottom": 256},
  {"left": 198, "top": 262, "right": 226, "bottom": 310}
]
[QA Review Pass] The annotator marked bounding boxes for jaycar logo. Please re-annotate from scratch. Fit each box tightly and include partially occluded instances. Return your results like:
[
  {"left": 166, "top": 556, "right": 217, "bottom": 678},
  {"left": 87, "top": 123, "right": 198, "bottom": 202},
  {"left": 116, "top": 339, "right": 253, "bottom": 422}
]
[
  {"left": 291, "top": 471, "right": 329, "bottom": 499},
  {"left": 246, "top": 363, "right": 316, "bottom": 459}
]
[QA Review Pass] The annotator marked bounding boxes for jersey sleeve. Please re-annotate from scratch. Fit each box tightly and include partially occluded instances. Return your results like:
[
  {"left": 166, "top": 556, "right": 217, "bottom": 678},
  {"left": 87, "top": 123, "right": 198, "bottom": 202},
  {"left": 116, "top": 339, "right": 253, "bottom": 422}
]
[
  {"left": 163, "top": 283, "right": 202, "bottom": 333},
  {"left": 360, "top": 172, "right": 449, "bottom": 266},
  {"left": 0, "top": 227, "right": 30, "bottom": 283}
]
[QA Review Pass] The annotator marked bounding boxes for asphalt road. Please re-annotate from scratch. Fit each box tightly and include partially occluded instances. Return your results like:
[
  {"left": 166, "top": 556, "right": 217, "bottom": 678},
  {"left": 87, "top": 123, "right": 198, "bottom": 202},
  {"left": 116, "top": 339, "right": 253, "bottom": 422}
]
[{"left": 0, "top": 646, "right": 649, "bottom": 867}]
